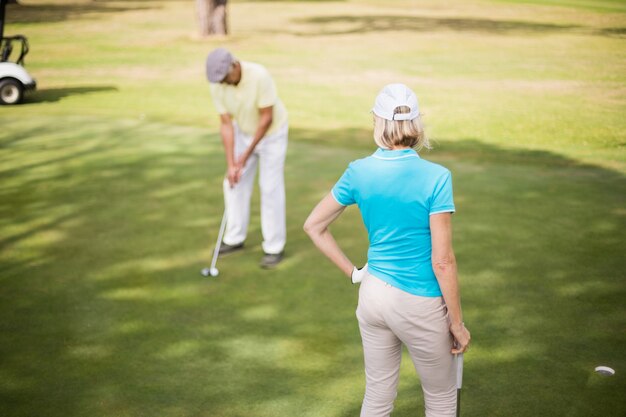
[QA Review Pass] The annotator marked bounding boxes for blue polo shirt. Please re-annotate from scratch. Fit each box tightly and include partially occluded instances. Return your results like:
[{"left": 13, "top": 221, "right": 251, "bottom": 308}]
[{"left": 331, "top": 148, "right": 455, "bottom": 297}]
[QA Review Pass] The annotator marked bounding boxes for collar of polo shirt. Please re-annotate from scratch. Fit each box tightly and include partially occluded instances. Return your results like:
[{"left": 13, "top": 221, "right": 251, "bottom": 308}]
[{"left": 372, "top": 148, "right": 420, "bottom": 160}]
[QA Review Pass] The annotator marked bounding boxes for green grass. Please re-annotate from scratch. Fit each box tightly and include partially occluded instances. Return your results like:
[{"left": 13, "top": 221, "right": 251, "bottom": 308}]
[{"left": 1, "top": 1, "right": 625, "bottom": 416}]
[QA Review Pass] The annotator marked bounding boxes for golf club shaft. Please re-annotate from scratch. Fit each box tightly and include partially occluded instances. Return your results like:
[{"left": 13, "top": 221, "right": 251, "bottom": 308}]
[
  {"left": 456, "top": 353, "right": 464, "bottom": 417},
  {"left": 210, "top": 208, "right": 228, "bottom": 270},
  {"left": 456, "top": 352, "right": 464, "bottom": 388}
]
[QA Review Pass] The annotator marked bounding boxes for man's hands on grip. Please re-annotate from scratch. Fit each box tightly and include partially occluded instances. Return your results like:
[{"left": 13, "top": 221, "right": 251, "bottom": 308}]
[
  {"left": 227, "top": 165, "right": 242, "bottom": 187},
  {"left": 351, "top": 263, "right": 368, "bottom": 284},
  {"left": 227, "top": 150, "right": 254, "bottom": 187}
]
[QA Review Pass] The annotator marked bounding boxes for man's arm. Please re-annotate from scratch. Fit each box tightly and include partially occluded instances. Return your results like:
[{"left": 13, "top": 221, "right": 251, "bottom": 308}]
[
  {"left": 219, "top": 113, "right": 240, "bottom": 187},
  {"left": 237, "top": 106, "right": 273, "bottom": 168}
]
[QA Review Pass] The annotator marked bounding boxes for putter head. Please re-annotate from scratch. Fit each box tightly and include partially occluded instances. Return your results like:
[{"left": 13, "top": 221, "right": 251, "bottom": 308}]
[{"left": 201, "top": 267, "right": 219, "bottom": 277}]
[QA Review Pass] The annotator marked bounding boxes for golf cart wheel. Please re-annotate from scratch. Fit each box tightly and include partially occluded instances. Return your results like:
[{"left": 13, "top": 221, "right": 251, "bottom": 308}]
[{"left": 0, "top": 78, "right": 24, "bottom": 105}]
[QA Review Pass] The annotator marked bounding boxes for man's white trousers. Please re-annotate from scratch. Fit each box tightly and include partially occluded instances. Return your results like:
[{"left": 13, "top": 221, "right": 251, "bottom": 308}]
[{"left": 222, "top": 123, "right": 288, "bottom": 255}]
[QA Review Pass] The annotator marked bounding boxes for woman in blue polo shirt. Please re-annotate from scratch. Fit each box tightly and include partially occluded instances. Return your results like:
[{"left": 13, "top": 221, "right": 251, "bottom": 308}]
[{"left": 304, "top": 84, "right": 470, "bottom": 417}]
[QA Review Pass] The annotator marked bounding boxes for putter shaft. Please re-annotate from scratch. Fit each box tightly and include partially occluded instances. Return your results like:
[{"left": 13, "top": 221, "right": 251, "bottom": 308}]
[
  {"left": 210, "top": 209, "right": 228, "bottom": 270},
  {"left": 456, "top": 353, "right": 464, "bottom": 417}
]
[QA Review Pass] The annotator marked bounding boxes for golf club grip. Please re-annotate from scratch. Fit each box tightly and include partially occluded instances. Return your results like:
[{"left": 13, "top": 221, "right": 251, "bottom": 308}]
[{"left": 456, "top": 353, "right": 464, "bottom": 389}]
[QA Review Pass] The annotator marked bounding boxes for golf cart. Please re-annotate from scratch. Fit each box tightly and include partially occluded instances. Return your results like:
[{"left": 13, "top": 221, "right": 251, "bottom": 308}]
[{"left": 0, "top": 0, "right": 36, "bottom": 104}]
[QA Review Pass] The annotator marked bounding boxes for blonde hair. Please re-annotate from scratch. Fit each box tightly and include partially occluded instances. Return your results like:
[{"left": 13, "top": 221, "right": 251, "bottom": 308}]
[{"left": 373, "top": 106, "right": 429, "bottom": 150}]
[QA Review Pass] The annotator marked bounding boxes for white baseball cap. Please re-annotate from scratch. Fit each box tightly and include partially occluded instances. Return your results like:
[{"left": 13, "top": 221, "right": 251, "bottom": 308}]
[{"left": 372, "top": 83, "right": 420, "bottom": 121}]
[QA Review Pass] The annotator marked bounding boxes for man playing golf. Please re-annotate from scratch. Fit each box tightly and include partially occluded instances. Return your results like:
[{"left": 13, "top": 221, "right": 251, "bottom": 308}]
[{"left": 205, "top": 48, "right": 288, "bottom": 268}]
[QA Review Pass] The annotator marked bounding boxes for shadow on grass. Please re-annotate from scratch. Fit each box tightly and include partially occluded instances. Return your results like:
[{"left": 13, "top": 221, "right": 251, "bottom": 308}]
[
  {"left": 21, "top": 86, "right": 118, "bottom": 104},
  {"left": 288, "top": 15, "right": 623, "bottom": 38},
  {"left": 5, "top": 2, "right": 154, "bottom": 24},
  {"left": 597, "top": 26, "right": 626, "bottom": 38},
  {"left": 0, "top": 121, "right": 624, "bottom": 417}
]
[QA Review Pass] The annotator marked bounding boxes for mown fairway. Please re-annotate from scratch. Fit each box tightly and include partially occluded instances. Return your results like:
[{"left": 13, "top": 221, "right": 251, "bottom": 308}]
[{"left": 1, "top": 1, "right": 624, "bottom": 416}]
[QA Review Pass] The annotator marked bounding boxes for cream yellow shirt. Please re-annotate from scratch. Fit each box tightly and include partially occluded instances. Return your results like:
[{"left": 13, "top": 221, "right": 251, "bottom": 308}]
[{"left": 209, "top": 61, "right": 288, "bottom": 136}]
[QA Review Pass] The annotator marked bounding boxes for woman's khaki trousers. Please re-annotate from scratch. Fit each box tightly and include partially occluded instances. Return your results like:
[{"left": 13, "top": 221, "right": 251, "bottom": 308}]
[{"left": 356, "top": 273, "right": 457, "bottom": 417}]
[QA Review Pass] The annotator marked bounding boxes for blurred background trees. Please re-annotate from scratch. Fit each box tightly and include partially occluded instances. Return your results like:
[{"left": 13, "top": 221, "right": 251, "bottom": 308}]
[{"left": 196, "top": 0, "right": 227, "bottom": 36}]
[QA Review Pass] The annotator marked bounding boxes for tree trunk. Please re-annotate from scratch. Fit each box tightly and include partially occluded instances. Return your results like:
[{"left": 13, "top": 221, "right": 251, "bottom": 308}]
[{"left": 196, "top": 0, "right": 227, "bottom": 37}]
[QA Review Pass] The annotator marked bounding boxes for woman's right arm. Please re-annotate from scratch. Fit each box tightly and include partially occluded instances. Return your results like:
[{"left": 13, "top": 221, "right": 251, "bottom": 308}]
[
  {"left": 430, "top": 212, "right": 471, "bottom": 354},
  {"left": 303, "top": 193, "right": 354, "bottom": 277}
]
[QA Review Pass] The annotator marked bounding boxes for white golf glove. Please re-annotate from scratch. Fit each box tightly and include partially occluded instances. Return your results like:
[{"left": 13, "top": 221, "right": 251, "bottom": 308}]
[{"left": 351, "top": 263, "right": 368, "bottom": 284}]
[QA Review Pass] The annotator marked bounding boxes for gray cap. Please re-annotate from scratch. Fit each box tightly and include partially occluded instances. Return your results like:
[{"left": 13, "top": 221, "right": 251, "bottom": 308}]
[{"left": 206, "top": 48, "right": 234, "bottom": 83}]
